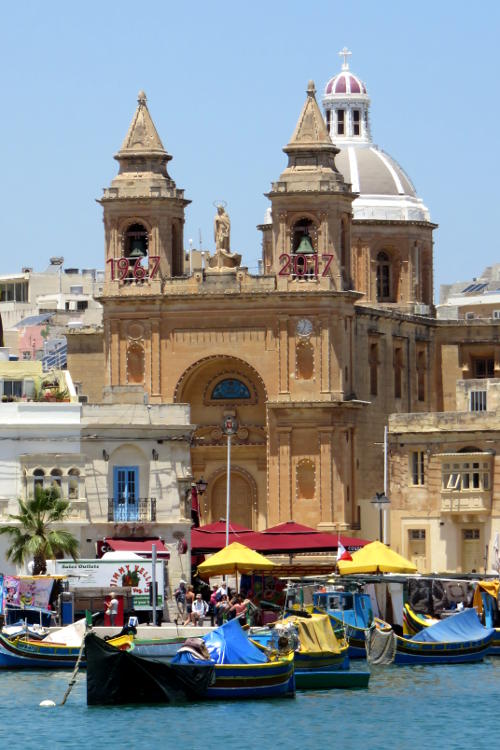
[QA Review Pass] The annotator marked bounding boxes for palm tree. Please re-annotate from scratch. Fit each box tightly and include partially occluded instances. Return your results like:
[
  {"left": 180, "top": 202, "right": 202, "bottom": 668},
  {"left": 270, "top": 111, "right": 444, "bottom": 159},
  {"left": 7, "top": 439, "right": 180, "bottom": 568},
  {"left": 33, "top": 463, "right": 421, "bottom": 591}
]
[{"left": 0, "top": 486, "right": 79, "bottom": 574}]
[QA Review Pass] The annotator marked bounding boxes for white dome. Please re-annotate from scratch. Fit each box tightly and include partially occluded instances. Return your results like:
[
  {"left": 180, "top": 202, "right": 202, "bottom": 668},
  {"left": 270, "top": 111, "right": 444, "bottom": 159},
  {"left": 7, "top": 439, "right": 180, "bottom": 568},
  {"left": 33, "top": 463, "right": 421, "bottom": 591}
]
[
  {"left": 323, "top": 49, "right": 431, "bottom": 223},
  {"left": 335, "top": 143, "right": 430, "bottom": 222}
]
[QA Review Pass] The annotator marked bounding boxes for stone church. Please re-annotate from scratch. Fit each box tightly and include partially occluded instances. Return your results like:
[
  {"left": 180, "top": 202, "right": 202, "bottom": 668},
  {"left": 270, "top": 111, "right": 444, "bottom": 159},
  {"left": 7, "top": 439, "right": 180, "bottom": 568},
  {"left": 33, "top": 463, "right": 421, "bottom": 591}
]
[{"left": 68, "top": 53, "right": 500, "bottom": 573}]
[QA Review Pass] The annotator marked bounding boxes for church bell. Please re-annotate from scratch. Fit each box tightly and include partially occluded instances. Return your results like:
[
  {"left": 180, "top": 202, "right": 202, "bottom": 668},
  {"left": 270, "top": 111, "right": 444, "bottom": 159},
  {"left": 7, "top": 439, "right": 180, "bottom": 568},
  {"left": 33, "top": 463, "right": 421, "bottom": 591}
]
[
  {"left": 128, "top": 238, "right": 147, "bottom": 259},
  {"left": 296, "top": 234, "right": 315, "bottom": 255}
]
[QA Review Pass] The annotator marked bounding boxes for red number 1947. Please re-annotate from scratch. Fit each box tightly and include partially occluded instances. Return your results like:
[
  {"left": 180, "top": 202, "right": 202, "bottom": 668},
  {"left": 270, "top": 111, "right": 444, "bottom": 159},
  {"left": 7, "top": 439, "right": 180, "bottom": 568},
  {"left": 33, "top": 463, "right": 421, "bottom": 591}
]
[{"left": 107, "top": 256, "right": 160, "bottom": 281}]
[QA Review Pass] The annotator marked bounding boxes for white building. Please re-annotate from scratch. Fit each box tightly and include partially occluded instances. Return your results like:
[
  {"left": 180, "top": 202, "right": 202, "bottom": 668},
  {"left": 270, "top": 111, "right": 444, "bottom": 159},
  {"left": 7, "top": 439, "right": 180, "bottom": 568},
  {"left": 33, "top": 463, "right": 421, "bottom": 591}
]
[{"left": 0, "top": 399, "right": 193, "bottom": 587}]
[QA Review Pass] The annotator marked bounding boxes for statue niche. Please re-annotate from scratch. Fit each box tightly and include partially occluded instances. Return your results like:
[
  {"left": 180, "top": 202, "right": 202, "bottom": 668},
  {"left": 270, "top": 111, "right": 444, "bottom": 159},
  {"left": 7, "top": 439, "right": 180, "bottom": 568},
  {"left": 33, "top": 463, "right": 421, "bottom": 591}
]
[{"left": 207, "top": 204, "right": 242, "bottom": 271}]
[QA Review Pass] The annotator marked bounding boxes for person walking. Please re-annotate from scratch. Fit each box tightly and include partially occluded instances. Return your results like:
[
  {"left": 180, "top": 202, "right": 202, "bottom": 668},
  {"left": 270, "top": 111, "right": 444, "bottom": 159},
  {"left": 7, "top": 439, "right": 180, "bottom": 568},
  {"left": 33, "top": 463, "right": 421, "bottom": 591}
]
[{"left": 106, "top": 592, "right": 119, "bottom": 626}]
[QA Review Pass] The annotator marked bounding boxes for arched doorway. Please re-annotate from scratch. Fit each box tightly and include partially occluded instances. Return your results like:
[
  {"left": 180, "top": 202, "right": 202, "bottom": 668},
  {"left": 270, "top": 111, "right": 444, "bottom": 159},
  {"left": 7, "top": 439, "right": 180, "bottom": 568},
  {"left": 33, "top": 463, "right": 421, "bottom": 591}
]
[
  {"left": 174, "top": 355, "right": 268, "bottom": 529},
  {"left": 207, "top": 468, "right": 256, "bottom": 529}
]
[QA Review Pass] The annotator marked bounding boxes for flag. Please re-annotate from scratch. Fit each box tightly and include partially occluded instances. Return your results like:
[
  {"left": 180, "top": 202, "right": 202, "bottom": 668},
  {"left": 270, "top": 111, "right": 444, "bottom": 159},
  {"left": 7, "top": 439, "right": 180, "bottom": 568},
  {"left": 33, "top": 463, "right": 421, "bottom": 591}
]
[{"left": 337, "top": 538, "right": 352, "bottom": 562}]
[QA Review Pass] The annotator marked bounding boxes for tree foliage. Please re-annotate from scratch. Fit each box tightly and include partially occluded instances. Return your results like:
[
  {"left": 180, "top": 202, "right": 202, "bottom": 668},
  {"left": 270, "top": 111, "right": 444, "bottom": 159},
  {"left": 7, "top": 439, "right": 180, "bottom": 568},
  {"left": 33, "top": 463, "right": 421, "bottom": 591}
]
[{"left": 0, "top": 486, "right": 79, "bottom": 574}]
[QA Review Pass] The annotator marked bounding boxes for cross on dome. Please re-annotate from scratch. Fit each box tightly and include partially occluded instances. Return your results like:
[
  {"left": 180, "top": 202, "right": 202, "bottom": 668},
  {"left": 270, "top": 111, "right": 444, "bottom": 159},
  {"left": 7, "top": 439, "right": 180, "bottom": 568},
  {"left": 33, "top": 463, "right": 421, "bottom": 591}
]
[{"left": 338, "top": 47, "right": 352, "bottom": 71}]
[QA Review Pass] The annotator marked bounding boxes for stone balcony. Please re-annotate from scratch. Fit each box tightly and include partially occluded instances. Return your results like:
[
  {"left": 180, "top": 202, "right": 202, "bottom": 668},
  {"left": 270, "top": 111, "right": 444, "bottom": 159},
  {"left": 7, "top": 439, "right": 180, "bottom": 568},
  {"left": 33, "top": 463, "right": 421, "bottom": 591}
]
[
  {"left": 441, "top": 491, "right": 491, "bottom": 517},
  {"left": 66, "top": 499, "right": 88, "bottom": 522}
]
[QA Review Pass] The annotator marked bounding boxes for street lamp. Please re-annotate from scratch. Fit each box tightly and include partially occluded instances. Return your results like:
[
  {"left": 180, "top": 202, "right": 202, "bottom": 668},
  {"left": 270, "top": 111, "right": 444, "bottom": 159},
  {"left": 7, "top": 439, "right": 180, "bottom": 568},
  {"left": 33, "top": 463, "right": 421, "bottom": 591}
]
[
  {"left": 371, "top": 492, "right": 390, "bottom": 543},
  {"left": 195, "top": 477, "right": 208, "bottom": 496}
]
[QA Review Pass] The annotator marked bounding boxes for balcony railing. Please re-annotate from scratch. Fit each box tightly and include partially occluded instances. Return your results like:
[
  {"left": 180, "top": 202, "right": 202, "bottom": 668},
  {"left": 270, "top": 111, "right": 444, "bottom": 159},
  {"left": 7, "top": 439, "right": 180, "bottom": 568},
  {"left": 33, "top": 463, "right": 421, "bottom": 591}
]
[{"left": 107, "top": 498, "right": 157, "bottom": 523}]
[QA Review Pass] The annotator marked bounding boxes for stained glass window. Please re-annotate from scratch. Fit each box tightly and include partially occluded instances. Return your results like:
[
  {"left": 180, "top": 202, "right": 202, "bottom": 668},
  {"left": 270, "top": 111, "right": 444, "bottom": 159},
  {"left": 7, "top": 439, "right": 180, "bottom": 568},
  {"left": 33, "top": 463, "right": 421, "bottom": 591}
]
[{"left": 211, "top": 379, "right": 251, "bottom": 400}]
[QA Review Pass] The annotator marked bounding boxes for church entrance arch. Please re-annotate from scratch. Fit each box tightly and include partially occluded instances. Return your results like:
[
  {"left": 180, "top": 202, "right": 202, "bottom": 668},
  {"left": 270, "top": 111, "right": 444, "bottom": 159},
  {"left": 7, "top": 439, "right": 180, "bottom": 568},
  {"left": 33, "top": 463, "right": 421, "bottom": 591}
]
[
  {"left": 174, "top": 355, "right": 268, "bottom": 530},
  {"left": 206, "top": 466, "right": 257, "bottom": 529}
]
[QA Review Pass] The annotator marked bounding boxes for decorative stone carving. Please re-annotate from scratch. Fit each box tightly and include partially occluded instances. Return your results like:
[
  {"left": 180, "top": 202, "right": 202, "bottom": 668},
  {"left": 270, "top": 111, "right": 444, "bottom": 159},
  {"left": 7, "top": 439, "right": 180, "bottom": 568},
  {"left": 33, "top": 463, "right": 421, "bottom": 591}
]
[{"left": 207, "top": 204, "right": 242, "bottom": 271}]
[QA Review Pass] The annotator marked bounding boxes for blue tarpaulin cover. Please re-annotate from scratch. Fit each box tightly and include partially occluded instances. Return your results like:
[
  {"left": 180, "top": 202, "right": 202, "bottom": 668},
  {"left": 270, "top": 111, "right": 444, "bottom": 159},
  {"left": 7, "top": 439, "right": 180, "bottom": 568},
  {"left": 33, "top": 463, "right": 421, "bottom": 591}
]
[
  {"left": 202, "top": 618, "right": 268, "bottom": 664},
  {"left": 410, "top": 608, "right": 493, "bottom": 643}
]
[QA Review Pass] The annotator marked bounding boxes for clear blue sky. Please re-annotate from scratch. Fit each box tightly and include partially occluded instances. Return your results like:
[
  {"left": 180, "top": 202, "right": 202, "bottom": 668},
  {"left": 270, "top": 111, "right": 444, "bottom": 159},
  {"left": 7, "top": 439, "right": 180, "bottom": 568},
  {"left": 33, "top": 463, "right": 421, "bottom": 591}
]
[{"left": 1, "top": 1, "right": 498, "bottom": 297}]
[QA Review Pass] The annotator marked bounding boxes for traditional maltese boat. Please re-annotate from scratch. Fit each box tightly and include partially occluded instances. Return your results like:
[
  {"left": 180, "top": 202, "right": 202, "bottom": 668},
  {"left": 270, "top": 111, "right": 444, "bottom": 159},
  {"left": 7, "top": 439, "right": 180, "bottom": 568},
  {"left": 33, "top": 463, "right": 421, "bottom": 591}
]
[
  {"left": 313, "top": 590, "right": 373, "bottom": 658},
  {"left": 86, "top": 619, "right": 295, "bottom": 705},
  {"left": 377, "top": 608, "right": 494, "bottom": 665},
  {"left": 250, "top": 613, "right": 370, "bottom": 690}
]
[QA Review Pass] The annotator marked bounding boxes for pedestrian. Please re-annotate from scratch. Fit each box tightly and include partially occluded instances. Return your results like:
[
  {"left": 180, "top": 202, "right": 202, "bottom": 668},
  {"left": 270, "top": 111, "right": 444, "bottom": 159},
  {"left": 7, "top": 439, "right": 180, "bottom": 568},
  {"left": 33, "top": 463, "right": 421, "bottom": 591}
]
[
  {"left": 106, "top": 591, "right": 119, "bottom": 626},
  {"left": 174, "top": 580, "right": 187, "bottom": 617},
  {"left": 208, "top": 584, "right": 219, "bottom": 626},
  {"left": 192, "top": 593, "right": 209, "bottom": 626},
  {"left": 215, "top": 594, "right": 230, "bottom": 626},
  {"left": 183, "top": 585, "right": 195, "bottom": 625}
]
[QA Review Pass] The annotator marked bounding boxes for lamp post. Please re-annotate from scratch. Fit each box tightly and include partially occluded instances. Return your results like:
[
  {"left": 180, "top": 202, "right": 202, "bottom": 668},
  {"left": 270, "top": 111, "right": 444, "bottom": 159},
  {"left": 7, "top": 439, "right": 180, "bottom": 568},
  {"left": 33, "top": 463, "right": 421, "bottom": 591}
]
[
  {"left": 222, "top": 415, "right": 238, "bottom": 547},
  {"left": 189, "top": 477, "right": 208, "bottom": 527},
  {"left": 371, "top": 492, "right": 391, "bottom": 543}
]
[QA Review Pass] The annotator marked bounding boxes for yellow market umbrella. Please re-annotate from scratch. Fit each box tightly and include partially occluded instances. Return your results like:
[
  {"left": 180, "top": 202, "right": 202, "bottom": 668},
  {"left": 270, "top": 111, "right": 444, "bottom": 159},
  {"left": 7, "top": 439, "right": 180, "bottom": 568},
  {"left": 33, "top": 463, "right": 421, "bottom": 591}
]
[
  {"left": 197, "top": 542, "right": 276, "bottom": 580},
  {"left": 337, "top": 540, "right": 417, "bottom": 575}
]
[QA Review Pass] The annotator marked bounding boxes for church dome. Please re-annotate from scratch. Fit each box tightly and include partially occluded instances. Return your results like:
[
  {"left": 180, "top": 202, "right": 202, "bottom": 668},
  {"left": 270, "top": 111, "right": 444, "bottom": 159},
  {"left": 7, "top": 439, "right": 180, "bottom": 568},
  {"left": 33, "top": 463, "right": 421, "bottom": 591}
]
[
  {"left": 325, "top": 72, "right": 367, "bottom": 96},
  {"left": 322, "top": 49, "right": 431, "bottom": 222}
]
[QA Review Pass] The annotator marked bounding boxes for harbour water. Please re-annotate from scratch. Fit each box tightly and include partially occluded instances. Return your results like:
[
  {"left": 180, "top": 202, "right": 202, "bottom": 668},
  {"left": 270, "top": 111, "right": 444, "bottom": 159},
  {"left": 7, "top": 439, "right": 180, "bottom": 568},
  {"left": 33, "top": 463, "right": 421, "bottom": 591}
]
[{"left": 0, "top": 659, "right": 498, "bottom": 749}]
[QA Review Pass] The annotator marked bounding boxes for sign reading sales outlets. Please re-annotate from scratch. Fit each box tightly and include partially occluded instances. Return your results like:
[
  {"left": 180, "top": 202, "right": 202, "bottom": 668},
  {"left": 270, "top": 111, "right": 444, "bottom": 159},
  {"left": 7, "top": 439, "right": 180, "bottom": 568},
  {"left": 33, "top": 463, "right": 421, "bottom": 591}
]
[{"left": 49, "top": 559, "right": 164, "bottom": 610}]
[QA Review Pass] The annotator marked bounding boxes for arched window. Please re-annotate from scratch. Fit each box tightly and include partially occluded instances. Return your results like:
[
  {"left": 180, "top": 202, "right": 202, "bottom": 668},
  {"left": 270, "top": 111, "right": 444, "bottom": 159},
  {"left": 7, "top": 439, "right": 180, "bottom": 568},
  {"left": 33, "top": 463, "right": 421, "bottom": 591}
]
[
  {"left": 50, "top": 468, "right": 62, "bottom": 491},
  {"left": 296, "top": 341, "right": 314, "bottom": 380},
  {"left": 296, "top": 459, "right": 315, "bottom": 500},
  {"left": 211, "top": 379, "right": 251, "bottom": 400},
  {"left": 376, "top": 251, "right": 391, "bottom": 301},
  {"left": 33, "top": 468, "right": 45, "bottom": 493},
  {"left": 291, "top": 219, "right": 316, "bottom": 278},
  {"left": 124, "top": 223, "right": 149, "bottom": 261},
  {"left": 127, "top": 343, "right": 145, "bottom": 384},
  {"left": 68, "top": 468, "right": 80, "bottom": 500}
]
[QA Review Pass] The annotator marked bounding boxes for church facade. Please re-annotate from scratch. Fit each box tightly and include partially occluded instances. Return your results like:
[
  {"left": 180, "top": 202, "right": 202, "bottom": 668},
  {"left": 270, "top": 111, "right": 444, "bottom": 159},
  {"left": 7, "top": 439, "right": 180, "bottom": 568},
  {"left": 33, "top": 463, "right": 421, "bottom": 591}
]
[{"left": 67, "top": 54, "right": 500, "bottom": 572}]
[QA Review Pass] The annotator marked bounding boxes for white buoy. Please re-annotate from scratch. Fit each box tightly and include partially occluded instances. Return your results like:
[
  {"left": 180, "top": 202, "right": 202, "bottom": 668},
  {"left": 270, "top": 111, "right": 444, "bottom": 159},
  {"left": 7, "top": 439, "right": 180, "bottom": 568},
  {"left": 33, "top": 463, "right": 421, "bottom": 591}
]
[{"left": 39, "top": 700, "right": 56, "bottom": 707}]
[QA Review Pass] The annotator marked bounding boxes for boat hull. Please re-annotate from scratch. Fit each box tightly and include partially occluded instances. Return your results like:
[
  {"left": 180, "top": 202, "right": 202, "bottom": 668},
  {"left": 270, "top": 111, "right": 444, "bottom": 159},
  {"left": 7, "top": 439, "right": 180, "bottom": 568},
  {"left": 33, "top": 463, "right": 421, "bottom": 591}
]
[
  {"left": 325, "top": 615, "right": 367, "bottom": 658},
  {"left": 0, "top": 634, "right": 81, "bottom": 668},
  {"left": 204, "top": 659, "right": 295, "bottom": 700},
  {"left": 393, "top": 635, "right": 493, "bottom": 665},
  {"left": 296, "top": 669, "right": 370, "bottom": 690},
  {"left": 85, "top": 632, "right": 295, "bottom": 704}
]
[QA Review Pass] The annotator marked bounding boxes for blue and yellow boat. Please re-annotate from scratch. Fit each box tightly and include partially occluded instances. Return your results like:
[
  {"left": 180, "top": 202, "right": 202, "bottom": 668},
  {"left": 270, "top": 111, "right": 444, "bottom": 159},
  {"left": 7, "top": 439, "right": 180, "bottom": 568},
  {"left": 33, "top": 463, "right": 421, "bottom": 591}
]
[
  {"left": 377, "top": 608, "right": 494, "bottom": 665},
  {"left": 313, "top": 590, "right": 373, "bottom": 658}
]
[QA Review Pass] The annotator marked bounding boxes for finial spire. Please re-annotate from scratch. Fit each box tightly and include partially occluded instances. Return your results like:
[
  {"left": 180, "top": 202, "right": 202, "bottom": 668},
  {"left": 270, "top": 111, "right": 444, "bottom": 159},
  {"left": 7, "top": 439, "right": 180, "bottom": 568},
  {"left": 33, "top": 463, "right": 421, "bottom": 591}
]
[
  {"left": 137, "top": 90, "right": 147, "bottom": 105},
  {"left": 338, "top": 46, "right": 352, "bottom": 71},
  {"left": 307, "top": 80, "right": 316, "bottom": 97}
]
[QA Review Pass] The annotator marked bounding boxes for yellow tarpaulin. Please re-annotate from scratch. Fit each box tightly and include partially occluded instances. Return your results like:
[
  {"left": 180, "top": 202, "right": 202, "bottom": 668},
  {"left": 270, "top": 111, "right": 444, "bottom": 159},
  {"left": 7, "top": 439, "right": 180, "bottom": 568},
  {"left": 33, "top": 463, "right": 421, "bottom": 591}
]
[
  {"left": 473, "top": 579, "right": 500, "bottom": 617},
  {"left": 196, "top": 542, "right": 276, "bottom": 579},
  {"left": 282, "top": 613, "right": 342, "bottom": 655},
  {"left": 338, "top": 540, "right": 417, "bottom": 575}
]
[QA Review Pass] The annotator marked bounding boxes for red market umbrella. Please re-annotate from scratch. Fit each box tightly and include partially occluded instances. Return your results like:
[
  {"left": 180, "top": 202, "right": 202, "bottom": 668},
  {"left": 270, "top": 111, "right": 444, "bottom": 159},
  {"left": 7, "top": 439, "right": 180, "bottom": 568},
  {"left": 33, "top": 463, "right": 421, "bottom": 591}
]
[
  {"left": 250, "top": 521, "right": 369, "bottom": 554},
  {"left": 191, "top": 521, "right": 257, "bottom": 554}
]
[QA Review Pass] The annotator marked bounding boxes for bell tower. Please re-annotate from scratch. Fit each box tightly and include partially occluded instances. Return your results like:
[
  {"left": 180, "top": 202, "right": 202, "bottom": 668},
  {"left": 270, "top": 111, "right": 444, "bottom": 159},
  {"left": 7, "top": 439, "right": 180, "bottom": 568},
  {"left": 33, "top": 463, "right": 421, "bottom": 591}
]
[
  {"left": 99, "top": 91, "right": 190, "bottom": 288},
  {"left": 262, "top": 81, "right": 355, "bottom": 290}
]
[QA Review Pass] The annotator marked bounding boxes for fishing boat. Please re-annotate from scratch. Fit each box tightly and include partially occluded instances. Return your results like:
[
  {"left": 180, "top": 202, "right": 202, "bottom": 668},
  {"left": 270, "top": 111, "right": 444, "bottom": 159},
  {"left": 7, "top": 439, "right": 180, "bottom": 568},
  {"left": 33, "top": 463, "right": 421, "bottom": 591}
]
[
  {"left": 473, "top": 581, "right": 500, "bottom": 655},
  {"left": 85, "top": 619, "right": 295, "bottom": 704},
  {"left": 173, "top": 619, "right": 295, "bottom": 700},
  {"left": 250, "top": 613, "right": 370, "bottom": 690},
  {"left": 376, "top": 608, "right": 494, "bottom": 665},
  {"left": 402, "top": 603, "right": 438, "bottom": 636},
  {"left": 313, "top": 589, "right": 372, "bottom": 658},
  {"left": 86, "top": 632, "right": 215, "bottom": 704},
  {"left": 0, "top": 620, "right": 185, "bottom": 669}
]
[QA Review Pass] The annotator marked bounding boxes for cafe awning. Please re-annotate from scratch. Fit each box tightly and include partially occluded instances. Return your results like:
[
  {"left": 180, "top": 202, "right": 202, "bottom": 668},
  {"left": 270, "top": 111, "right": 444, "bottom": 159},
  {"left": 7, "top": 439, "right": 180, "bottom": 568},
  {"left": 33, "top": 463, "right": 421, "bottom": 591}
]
[{"left": 104, "top": 537, "right": 170, "bottom": 559}]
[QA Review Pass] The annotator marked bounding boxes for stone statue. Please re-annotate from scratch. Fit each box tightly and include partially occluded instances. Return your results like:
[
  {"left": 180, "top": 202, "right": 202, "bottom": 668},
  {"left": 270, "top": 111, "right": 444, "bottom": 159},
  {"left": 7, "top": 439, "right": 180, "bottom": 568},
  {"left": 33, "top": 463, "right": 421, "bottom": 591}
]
[
  {"left": 207, "top": 204, "right": 241, "bottom": 271},
  {"left": 214, "top": 205, "right": 231, "bottom": 252}
]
